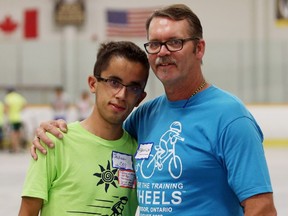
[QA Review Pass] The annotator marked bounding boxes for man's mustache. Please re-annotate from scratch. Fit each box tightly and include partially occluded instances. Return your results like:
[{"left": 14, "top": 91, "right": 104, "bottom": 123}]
[{"left": 155, "top": 56, "right": 177, "bottom": 66}]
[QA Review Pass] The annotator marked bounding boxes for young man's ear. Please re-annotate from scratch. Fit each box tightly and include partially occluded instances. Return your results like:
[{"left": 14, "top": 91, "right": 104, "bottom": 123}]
[{"left": 88, "top": 76, "right": 97, "bottom": 93}]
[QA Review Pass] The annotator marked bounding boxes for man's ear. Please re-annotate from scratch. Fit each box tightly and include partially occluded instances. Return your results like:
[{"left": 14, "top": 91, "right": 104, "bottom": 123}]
[
  {"left": 135, "top": 91, "right": 147, "bottom": 107},
  {"left": 88, "top": 76, "right": 97, "bottom": 93},
  {"left": 196, "top": 39, "right": 205, "bottom": 60}
]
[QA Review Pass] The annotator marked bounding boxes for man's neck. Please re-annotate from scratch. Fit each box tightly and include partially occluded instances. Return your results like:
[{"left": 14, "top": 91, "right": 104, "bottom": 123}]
[
  {"left": 165, "top": 82, "right": 207, "bottom": 101},
  {"left": 80, "top": 117, "right": 124, "bottom": 141}
]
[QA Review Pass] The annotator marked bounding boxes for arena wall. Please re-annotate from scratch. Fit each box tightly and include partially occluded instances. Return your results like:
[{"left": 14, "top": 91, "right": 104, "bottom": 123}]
[{"left": 18, "top": 105, "right": 288, "bottom": 145}]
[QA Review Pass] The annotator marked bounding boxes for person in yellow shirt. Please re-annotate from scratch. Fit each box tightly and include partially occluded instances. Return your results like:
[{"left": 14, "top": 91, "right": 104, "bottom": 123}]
[
  {"left": 0, "top": 100, "right": 4, "bottom": 150},
  {"left": 4, "top": 88, "right": 27, "bottom": 153}
]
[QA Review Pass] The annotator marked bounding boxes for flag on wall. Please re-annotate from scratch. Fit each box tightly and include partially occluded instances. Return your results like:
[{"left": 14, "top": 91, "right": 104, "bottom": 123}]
[
  {"left": 0, "top": 16, "right": 18, "bottom": 34},
  {"left": 0, "top": 8, "right": 38, "bottom": 39},
  {"left": 24, "top": 9, "right": 38, "bottom": 39},
  {"left": 106, "top": 8, "right": 155, "bottom": 37}
]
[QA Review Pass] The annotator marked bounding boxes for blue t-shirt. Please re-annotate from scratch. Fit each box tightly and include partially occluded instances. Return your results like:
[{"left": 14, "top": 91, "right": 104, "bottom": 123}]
[{"left": 124, "top": 85, "right": 273, "bottom": 216}]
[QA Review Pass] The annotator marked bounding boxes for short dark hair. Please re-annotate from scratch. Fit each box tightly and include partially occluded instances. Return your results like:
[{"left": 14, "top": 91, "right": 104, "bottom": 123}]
[
  {"left": 145, "top": 4, "right": 203, "bottom": 39},
  {"left": 93, "top": 41, "right": 150, "bottom": 79}
]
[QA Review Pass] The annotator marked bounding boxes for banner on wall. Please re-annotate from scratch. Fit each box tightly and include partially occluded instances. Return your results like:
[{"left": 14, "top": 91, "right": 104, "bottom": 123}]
[
  {"left": 54, "top": 0, "right": 85, "bottom": 26},
  {"left": 276, "top": 0, "right": 288, "bottom": 26},
  {"left": 0, "top": 9, "right": 38, "bottom": 39},
  {"left": 106, "top": 8, "right": 155, "bottom": 37}
]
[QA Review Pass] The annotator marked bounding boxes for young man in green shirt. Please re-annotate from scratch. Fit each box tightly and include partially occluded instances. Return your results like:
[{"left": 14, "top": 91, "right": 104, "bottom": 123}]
[{"left": 19, "top": 41, "right": 149, "bottom": 216}]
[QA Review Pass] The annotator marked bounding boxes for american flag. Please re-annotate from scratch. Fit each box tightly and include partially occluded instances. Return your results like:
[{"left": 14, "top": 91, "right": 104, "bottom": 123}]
[{"left": 106, "top": 8, "right": 155, "bottom": 37}]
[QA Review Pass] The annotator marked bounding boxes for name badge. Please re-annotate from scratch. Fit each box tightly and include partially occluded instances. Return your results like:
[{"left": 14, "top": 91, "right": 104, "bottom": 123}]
[
  {"left": 112, "top": 151, "right": 133, "bottom": 170},
  {"left": 135, "top": 142, "right": 153, "bottom": 159}
]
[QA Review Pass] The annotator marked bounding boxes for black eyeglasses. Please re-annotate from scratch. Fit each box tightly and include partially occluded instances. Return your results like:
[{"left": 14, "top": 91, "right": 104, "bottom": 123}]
[
  {"left": 96, "top": 76, "right": 143, "bottom": 96},
  {"left": 144, "top": 37, "right": 200, "bottom": 54}
]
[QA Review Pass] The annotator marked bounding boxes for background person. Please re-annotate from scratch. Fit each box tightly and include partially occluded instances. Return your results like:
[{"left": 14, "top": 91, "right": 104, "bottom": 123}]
[
  {"left": 76, "top": 90, "right": 93, "bottom": 121},
  {"left": 0, "top": 100, "right": 5, "bottom": 150},
  {"left": 4, "top": 87, "right": 27, "bottom": 153},
  {"left": 50, "top": 86, "right": 71, "bottom": 121}
]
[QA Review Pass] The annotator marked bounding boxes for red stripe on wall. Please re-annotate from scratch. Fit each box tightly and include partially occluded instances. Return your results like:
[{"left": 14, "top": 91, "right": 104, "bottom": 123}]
[{"left": 24, "top": 9, "right": 38, "bottom": 39}]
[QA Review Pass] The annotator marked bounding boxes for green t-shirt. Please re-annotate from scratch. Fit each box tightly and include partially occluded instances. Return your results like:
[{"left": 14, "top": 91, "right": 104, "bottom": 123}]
[{"left": 22, "top": 122, "right": 138, "bottom": 215}]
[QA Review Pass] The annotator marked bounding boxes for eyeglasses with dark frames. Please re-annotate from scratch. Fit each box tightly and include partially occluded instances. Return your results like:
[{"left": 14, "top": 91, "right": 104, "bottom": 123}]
[
  {"left": 144, "top": 37, "right": 200, "bottom": 54},
  {"left": 96, "top": 76, "right": 144, "bottom": 96}
]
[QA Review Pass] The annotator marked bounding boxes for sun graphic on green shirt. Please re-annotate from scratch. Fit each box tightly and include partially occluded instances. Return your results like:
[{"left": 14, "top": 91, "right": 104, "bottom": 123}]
[{"left": 93, "top": 160, "right": 118, "bottom": 192}]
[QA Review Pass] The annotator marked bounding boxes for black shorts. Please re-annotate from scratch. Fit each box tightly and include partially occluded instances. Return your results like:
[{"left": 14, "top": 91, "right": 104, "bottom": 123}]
[
  {"left": 10, "top": 122, "right": 23, "bottom": 131},
  {"left": 0, "top": 127, "right": 3, "bottom": 140}
]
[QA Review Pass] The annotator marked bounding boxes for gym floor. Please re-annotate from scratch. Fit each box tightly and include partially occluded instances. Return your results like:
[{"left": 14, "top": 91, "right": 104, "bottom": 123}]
[{"left": 0, "top": 147, "right": 287, "bottom": 216}]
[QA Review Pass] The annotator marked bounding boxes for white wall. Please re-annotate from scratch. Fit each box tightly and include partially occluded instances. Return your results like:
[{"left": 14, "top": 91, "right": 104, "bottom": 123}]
[
  {"left": 248, "top": 105, "right": 288, "bottom": 139},
  {"left": 19, "top": 105, "right": 288, "bottom": 142}
]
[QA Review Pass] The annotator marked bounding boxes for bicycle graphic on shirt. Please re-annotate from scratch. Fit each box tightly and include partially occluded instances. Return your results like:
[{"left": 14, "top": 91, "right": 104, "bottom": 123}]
[{"left": 139, "top": 121, "right": 184, "bottom": 179}]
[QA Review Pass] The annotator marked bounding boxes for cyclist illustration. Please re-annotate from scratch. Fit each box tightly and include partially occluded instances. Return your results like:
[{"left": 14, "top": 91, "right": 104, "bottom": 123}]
[
  {"left": 140, "top": 121, "right": 184, "bottom": 179},
  {"left": 110, "top": 196, "right": 128, "bottom": 216}
]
